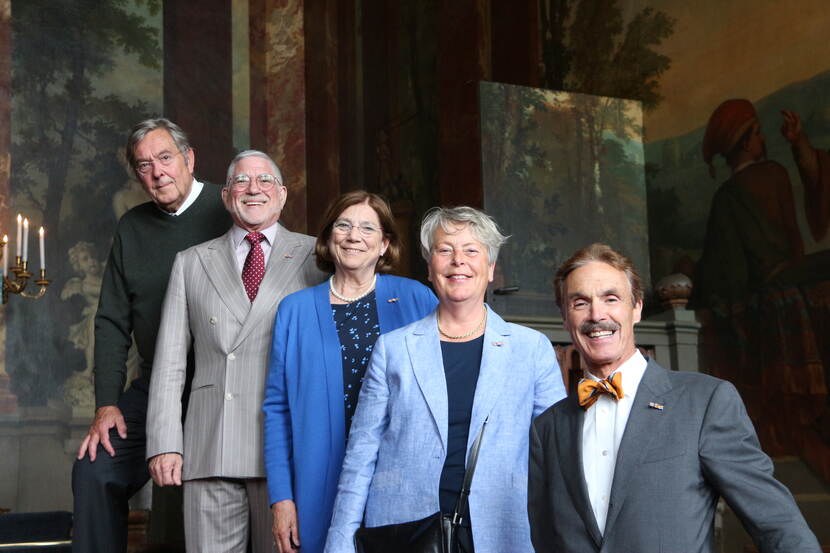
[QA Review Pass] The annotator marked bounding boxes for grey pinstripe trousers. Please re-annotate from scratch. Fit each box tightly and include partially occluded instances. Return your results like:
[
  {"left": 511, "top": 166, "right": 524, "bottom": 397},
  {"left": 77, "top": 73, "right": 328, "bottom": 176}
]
[{"left": 183, "top": 477, "right": 275, "bottom": 553}]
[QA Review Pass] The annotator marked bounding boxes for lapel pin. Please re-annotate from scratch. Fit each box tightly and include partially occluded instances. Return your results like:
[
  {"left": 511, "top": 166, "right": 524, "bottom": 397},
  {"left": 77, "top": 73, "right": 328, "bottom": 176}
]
[
  {"left": 648, "top": 402, "right": 664, "bottom": 410},
  {"left": 491, "top": 341, "right": 504, "bottom": 347},
  {"left": 283, "top": 253, "right": 294, "bottom": 258},
  {"left": 387, "top": 297, "right": 399, "bottom": 303}
]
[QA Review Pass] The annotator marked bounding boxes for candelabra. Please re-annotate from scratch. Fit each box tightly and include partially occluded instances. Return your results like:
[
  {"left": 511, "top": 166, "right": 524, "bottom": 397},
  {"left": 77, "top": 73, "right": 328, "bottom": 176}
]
[{"left": 2, "top": 237, "right": 51, "bottom": 304}]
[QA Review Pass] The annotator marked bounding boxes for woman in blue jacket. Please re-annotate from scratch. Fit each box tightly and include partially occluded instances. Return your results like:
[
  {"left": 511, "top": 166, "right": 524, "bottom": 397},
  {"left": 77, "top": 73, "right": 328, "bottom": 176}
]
[{"left": 263, "top": 191, "right": 437, "bottom": 553}]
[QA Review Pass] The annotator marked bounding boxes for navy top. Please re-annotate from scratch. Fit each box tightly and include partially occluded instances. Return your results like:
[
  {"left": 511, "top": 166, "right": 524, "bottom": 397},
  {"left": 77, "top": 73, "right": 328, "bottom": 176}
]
[
  {"left": 438, "top": 335, "right": 484, "bottom": 519},
  {"left": 332, "top": 291, "right": 380, "bottom": 434}
]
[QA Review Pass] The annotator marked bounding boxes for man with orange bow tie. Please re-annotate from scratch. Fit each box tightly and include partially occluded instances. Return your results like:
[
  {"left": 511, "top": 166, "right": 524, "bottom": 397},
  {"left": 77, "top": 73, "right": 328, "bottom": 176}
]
[{"left": 527, "top": 243, "right": 820, "bottom": 553}]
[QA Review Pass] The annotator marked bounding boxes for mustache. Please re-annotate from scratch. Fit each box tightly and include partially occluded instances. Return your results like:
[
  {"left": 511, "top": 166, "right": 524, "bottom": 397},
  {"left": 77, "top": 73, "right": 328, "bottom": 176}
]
[{"left": 580, "top": 321, "right": 620, "bottom": 334}]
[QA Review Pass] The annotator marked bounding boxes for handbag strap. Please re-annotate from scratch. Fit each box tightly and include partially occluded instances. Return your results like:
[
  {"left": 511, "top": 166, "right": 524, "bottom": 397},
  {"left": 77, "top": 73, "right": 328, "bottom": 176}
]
[{"left": 451, "top": 414, "right": 488, "bottom": 526}]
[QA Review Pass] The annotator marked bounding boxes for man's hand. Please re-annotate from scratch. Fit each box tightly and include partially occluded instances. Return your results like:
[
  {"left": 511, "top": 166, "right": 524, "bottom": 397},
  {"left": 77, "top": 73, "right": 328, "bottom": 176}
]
[
  {"left": 271, "top": 499, "right": 300, "bottom": 552},
  {"left": 77, "top": 405, "right": 127, "bottom": 461},
  {"left": 148, "top": 453, "right": 183, "bottom": 487},
  {"left": 781, "top": 109, "right": 803, "bottom": 144}
]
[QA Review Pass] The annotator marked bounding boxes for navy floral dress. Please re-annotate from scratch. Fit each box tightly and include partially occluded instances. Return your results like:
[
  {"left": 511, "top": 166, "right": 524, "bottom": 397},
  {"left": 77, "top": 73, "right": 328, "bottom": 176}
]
[{"left": 331, "top": 291, "right": 380, "bottom": 434}]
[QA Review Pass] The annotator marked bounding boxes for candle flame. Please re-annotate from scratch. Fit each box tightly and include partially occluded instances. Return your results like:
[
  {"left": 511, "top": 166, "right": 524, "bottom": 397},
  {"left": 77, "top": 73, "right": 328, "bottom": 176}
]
[
  {"left": 23, "top": 218, "right": 29, "bottom": 228},
  {"left": 16, "top": 214, "right": 21, "bottom": 223},
  {"left": 39, "top": 226, "right": 44, "bottom": 236}
]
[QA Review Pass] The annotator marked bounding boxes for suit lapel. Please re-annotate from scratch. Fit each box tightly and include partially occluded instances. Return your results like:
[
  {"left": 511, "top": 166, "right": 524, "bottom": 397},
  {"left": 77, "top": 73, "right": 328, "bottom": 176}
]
[
  {"left": 603, "top": 359, "right": 676, "bottom": 535},
  {"left": 406, "top": 312, "right": 448, "bottom": 450},
  {"left": 557, "top": 395, "right": 603, "bottom": 547},
  {"left": 467, "top": 306, "right": 510, "bottom": 451},
  {"left": 233, "top": 225, "right": 307, "bottom": 349},
  {"left": 199, "top": 231, "right": 249, "bottom": 325},
  {"left": 314, "top": 282, "right": 346, "bottom": 453},
  {"left": 374, "top": 274, "right": 395, "bottom": 332}
]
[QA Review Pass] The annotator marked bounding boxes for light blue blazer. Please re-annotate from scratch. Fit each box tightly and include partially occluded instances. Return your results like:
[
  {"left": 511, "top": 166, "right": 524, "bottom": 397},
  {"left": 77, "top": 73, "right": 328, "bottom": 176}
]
[
  {"left": 324, "top": 305, "right": 567, "bottom": 553},
  {"left": 263, "top": 274, "right": 437, "bottom": 553}
]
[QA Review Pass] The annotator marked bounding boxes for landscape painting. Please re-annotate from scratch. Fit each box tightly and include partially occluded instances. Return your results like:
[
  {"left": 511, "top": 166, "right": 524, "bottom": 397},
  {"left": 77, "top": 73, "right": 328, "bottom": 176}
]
[{"left": 480, "top": 82, "right": 649, "bottom": 317}]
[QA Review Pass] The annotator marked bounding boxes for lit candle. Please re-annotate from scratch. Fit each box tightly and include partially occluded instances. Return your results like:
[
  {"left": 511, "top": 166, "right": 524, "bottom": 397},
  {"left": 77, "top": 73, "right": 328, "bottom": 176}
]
[
  {"left": 22, "top": 218, "right": 29, "bottom": 263},
  {"left": 2, "top": 235, "right": 7, "bottom": 278},
  {"left": 39, "top": 227, "right": 45, "bottom": 270},
  {"left": 15, "top": 214, "right": 21, "bottom": 260}
]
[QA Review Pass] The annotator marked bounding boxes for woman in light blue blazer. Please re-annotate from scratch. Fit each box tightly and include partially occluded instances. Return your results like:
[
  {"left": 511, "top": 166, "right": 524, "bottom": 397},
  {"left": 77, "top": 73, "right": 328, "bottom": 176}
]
[
  {"left": 263, "top": 191, "right": 437, "bottom": 553},
  {"left": 325, "top": 206, "right": 567, "bottom": 553}
]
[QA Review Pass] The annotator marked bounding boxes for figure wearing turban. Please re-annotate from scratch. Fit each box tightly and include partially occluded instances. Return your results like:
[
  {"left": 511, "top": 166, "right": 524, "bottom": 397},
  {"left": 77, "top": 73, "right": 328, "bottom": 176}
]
[{"left": 696, "top": 98, "right": 804, "bottom": 308}]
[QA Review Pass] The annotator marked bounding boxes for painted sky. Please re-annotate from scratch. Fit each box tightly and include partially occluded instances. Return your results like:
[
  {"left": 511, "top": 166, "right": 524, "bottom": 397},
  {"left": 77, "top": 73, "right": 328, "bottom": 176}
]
[{"left": 624, "top": 0, "right": 830, "bottom": 142}]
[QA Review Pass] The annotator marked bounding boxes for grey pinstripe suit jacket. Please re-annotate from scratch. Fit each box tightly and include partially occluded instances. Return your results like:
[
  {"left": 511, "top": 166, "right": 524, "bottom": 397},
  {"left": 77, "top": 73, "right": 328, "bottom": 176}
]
[{"left": 146, "top": 224, "right": 324, "bottom": 480}]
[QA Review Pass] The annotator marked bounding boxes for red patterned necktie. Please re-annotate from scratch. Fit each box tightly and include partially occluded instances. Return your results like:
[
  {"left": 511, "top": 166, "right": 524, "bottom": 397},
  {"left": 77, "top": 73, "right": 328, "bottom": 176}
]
[
  {"left": 242, "top": 232, "right": 265, "bottom": 302},
  {"left": 577, "top": 372, "right": 624, "bottom": 410}
]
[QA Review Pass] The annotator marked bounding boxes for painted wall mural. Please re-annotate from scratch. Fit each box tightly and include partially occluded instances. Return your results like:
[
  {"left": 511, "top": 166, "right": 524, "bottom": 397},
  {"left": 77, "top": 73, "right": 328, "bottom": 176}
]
[
  {"left": 480, "top": 82, "right": 649, "bottom": 317},
  {"left": 641, "top": 0, "right": 830, "bottom": 479},
  {"left": 6, "top": 0, "right": 162, "bottom": 413}
]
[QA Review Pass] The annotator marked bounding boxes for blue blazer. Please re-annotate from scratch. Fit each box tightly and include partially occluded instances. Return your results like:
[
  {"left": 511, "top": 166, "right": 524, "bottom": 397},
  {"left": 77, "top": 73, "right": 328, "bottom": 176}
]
[
  {"left": 324, "top": 306, "right": 567, "bottom": 553},
  {"left": 263, "top": 274, "right": 437, "bottom": 553}
]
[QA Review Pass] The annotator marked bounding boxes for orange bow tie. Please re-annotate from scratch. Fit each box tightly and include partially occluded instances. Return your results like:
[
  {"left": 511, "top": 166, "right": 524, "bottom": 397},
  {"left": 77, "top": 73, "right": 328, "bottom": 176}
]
[{"left": 577, "top": 373, "right": 624, "bottom": 409}]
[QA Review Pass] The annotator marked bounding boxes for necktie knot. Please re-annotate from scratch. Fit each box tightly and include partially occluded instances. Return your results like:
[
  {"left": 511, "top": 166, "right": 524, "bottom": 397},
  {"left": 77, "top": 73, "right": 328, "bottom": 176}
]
[
  {"left": 578, "top": 372, "right": 624, "bottom": 410},
  {"left": 245, "top": 231, "right": 265, "bottom": 246}
]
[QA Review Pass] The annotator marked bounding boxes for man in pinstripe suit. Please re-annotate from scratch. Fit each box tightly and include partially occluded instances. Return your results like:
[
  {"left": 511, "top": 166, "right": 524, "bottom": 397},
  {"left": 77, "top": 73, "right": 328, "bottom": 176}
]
[{"left": 146, "top": 150, "right": 325, "bottom": 553}]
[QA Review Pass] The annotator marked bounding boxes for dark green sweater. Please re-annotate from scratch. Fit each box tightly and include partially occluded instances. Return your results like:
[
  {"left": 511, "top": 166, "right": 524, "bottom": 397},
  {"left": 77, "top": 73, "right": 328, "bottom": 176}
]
[{"left": 93, "top": 184, "right": 232, "bottom": 408}]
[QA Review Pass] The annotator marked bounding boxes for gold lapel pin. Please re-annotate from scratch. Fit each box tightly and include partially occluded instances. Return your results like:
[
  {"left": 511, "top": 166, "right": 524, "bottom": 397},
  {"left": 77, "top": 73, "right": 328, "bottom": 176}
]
[
  {"left": 648, "top": 402, "right": 664, "bottom": 410},
  {"left": 491, "top": 341, "right": 504, "bottom": 347},
  {"left": 387, "top": 297, "right": 399, "bottom": 303},
  {"left": 283, "top": 253, "right": 294, "bottom": 258}
]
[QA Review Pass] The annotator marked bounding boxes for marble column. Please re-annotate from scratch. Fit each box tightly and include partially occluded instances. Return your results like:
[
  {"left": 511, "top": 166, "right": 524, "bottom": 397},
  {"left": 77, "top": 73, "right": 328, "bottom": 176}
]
[
  {"left": 0, "top": 0, "right": 17, "bottom": 415},
  {"left": 437, "top": 0, "right": 491, "bottom": 209},
  {"left": 163, "top": 1, "right": 234, "bottom": 185},
  {"left": 250, "top": 0, "right": 310, "bottom": 233}
]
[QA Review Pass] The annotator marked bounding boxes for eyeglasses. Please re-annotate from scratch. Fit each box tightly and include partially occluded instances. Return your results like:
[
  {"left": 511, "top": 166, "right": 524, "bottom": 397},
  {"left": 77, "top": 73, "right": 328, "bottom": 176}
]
[
  {"left": 228, "top": 173, "right": 281, "bottom": 190},
  {"left": 332, "top": 220, "right": 382, "bottom": 236},
  {"left": 135, "top": 151, "right": 182, "bottom": 175}
]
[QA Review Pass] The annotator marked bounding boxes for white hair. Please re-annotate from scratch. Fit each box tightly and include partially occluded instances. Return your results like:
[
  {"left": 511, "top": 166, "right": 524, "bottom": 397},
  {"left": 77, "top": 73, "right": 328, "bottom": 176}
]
[
  {"left": 419, "top": 206, "right": 508, "bottom": 263},
  {"left": 225, "top": 150, "right": 284, "bottom": 186}
]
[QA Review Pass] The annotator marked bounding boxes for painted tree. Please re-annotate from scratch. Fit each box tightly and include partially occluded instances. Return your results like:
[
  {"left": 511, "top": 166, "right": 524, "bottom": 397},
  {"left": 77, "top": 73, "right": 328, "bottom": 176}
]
[
  {"left": 539, "top": 0, "right": 674, "bottom": 217},
  {"left": 9, "top": 0, "right": 160, "bottom": 404}
]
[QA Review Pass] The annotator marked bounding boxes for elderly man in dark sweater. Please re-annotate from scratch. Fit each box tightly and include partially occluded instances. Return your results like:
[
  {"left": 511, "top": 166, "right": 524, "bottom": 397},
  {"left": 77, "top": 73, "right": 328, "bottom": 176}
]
[{"left": 72, "top": 118, "right": 232, "bottom": 553}]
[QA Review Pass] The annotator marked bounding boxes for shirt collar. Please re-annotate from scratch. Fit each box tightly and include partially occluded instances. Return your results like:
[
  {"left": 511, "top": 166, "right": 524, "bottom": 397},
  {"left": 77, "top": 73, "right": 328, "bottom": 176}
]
[
  {"left": 159, "top": 178, "right": 203, "bottom": 216},
  {"left": 230, "top": 221, "right": 280, "bottom": 248},
  {"left": 583, "top": 349, "right": 648, "bottom": 396}
]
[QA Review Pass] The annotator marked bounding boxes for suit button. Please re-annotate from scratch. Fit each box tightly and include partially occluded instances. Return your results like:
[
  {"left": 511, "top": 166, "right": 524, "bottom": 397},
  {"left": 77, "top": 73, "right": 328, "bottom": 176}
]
[
  {"left": 225, "top": 393, "right": 233, "bottom": 401},
  {"left": 209, "top": 317, "right": 217, "bottom": 325},
  {"left": 228, "top": 353, "right": 236, "bottom": 361},
  {"left": 602, "top": 450, "right": 608, "bottom": 456}
]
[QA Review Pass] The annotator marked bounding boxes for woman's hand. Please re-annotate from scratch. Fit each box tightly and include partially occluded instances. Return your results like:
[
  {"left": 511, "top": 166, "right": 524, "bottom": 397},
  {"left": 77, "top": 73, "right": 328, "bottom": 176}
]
[{"left": 272, "top": 499, "right": 301, "bottom": 552}]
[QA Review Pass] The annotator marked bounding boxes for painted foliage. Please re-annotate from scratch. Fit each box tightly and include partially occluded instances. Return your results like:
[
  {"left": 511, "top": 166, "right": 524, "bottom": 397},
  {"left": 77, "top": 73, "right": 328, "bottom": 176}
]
[
  {"left": 481, "top": 82, "right": 648, "bottom": 316},
  {"left": 6, "top": 0, "right": 162, "bottom": 408}
]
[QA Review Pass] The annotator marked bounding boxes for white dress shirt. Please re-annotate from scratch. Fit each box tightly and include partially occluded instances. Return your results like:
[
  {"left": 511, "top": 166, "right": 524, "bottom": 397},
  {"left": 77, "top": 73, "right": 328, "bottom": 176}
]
[
  {"left": 159, "top": 179, "right": 204, "bottom": 216},
  {"left": 229, "top": 222, "right": 280, "bottom": 272},
  {"left": 581, "top": 349, "right": 647, "bottom": 534}
]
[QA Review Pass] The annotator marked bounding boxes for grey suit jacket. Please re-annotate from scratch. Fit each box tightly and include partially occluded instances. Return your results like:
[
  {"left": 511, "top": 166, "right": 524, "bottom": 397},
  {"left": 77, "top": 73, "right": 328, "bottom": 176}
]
[
  {"left": 146, "top": 224, "right": 324, "bottom": 479},
  {"left": 528, "top": 359, "right": 820, "bottom": 553}
]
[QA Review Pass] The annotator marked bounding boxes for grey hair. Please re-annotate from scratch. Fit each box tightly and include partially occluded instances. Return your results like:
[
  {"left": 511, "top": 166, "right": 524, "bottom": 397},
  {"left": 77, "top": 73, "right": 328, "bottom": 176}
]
[
  {"left": 225, "top": 150, "right": 284, "bottom": 186},
  {"left": 420, "top": 206, "right": 508, "bottom": 263},
  {"left": 126, "top": 118, "right": 191, "bottom": 177}
]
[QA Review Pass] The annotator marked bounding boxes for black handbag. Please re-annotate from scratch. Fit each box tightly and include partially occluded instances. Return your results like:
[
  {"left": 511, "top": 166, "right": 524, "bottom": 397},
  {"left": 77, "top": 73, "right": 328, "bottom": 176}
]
[{"left": 354, "top": 416, "right": 488, "bottom": 553}]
